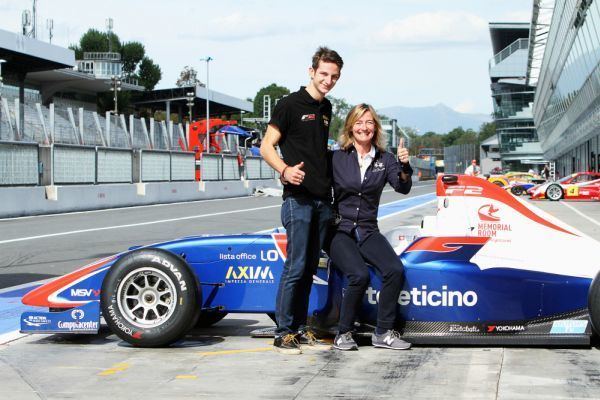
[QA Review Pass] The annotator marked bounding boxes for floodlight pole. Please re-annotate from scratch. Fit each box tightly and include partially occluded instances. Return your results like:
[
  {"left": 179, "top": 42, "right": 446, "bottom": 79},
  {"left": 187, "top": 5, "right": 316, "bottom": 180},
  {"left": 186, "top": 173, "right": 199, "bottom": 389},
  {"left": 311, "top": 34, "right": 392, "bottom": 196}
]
[{"left": 200, "top": 56, "right": 213, "bottom": 153}]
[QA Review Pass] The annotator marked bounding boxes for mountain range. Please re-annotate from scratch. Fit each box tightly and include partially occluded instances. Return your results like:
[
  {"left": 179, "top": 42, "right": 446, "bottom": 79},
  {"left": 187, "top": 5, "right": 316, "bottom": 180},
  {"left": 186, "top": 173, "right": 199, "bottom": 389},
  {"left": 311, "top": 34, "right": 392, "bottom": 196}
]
[{"left": 378, "top": 103, "right": 491, "bottom": 134}]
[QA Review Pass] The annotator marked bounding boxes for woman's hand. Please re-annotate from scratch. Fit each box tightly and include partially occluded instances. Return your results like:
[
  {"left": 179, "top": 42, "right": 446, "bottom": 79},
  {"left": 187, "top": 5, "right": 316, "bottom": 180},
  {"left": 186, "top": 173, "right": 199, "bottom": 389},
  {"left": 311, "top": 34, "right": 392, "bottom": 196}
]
[{"left": 397, "top": 137, "right": 409, "bottom": 164}]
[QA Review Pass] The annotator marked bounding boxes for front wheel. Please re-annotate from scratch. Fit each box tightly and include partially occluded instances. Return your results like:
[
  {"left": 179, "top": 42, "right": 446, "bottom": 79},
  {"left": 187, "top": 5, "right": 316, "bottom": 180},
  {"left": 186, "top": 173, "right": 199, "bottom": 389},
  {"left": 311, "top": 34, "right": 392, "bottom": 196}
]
[
  {"left": 101, "top": 249, "right": 200, "bottom": 347},
  {"left": 546, "top": 184, "right": 563, "bottom": 201}
]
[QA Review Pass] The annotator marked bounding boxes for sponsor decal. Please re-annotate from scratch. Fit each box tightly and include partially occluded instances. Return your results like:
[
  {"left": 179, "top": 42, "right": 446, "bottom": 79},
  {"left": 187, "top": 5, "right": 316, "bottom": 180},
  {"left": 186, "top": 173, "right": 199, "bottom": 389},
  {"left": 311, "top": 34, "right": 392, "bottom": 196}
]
[
  {"left": 57, "top": 320, "right": 99, "bottom": 331},
  {"left": 486, "top": 324, "right": 525, "bottom": 333},
  {"left": 301, "top": 114, "right": 316, "bottom": 122},
  {"left": 108, "top": 304, "right": 139, "bottom": 337},
  {"left": 71, "top": 309, "right": 85, "bottom": 320},
  {"left": 478, "top": 204, "right": 500, "bottom": 222},
  {"left": 366, "top": 285, "right": 478, "bottom": 307},
  {"left": 445, "top": 185, "right": 483, "bottom": 196},
  {"left": 449, "top": 324, "right": 481, "bottom": 333},
  {"left": 70, "top": 288, "right": 101, "bottom": 297},
  {"left": 550, "top": 320, "right": 588, "bottom": 334},
  {"left": 371, "top": 161, "right": 385, "bottom": 173},
  {"left": 151, "top": 256, "right": 187, "bottom": 292},
  {"left": 219, "top": 252, "right": 257, "bottom": 260},
  {"left": 476, "top": 205, "right": 512, "bottom": 237},
  {"left": 22, "top": 315, "right": 51, "bottom": 327},
  {"left": 225, "top": 266, "right": 275, "bottom": 284}
]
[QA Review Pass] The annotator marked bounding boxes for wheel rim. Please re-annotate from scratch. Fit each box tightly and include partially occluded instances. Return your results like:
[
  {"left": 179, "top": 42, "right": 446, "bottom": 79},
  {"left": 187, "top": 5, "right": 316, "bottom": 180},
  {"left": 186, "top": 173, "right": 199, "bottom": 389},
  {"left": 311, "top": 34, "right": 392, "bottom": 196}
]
[
  {"left": 547, "top": 185, "right": 562, "bottom": 200},
  {"left": 116, "top": 267, "right": 178, "bottom": 328}
]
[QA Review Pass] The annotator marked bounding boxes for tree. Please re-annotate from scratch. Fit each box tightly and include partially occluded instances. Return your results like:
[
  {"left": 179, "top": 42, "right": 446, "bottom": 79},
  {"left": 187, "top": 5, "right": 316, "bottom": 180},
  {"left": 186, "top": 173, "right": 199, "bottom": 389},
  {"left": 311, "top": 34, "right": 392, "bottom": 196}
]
[
  {"left": 443, "top": 127, "right": 467, "bottom": 147},
  {"left": 329, "top": 96, "right": 352, "bottom": 139},
  {"left": 121, "top": 41, "right": 145, "bottom": 75},
  {"left": 176, "top": 66, "right": 202, "bottom": 87},
  {"left": 478, "top": 121, "right": 496, "bottom": 142},
  {"left": 138, "top": 57, "right": 162, "bottom": 90},
  {"left": 455, "top": 129, "right": 478, "bottom": 145},
  {"left": 76, "top": 29, "right": 121, "bottom": 54},
  {"left": 253, "top": 83, "right": 290, "bottom": 118}
]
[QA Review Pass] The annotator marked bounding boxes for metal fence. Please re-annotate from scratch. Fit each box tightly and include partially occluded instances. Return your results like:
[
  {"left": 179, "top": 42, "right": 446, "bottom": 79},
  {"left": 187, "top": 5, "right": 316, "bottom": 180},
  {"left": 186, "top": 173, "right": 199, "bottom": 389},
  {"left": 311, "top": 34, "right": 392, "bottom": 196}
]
[
  {"left": 244, "top": 156, "right": 277, "bottom": 180},
  {"left": 97, "top": 147, "right": 132, "bottom": 183},
  {"left": 0, "top": 141, "right": 39, "bottom": 185},
  {"left": 443, "top": 143, "right": 479, "bottom": 174}
]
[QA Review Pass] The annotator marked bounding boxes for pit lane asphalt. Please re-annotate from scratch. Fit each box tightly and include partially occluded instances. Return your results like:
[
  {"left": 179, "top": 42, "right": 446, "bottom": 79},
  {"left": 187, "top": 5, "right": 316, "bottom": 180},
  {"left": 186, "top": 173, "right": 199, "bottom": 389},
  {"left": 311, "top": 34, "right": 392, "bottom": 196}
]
[{"left": 2, "top": 185, "right": 600, "bottom": 399}]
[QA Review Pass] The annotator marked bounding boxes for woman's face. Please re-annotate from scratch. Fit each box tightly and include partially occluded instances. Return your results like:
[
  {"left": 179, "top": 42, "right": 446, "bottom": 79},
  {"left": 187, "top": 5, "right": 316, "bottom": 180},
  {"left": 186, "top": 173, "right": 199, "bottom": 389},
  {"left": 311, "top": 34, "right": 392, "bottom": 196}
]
[{"left": 352, "top": 111, "right": 375, "bottom": 147}]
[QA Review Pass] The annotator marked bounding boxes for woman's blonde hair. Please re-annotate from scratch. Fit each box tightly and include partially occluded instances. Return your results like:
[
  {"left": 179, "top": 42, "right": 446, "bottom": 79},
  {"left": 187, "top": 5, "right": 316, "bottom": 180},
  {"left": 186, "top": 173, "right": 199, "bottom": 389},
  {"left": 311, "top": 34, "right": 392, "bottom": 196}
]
[{"left": 338, "top": 103, "right": 387, "bottom": 152}]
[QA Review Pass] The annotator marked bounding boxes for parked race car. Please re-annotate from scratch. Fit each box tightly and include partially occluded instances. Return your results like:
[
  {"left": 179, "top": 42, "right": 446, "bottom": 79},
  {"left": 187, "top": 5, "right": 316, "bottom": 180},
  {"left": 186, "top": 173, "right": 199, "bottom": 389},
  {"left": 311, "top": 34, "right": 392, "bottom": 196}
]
[
  {"left": 528, "top": 172, "right": 600, "bottom": 201},
  {"left": 503, "top": 180, "right": 537, "bottom": 196},
  {"left": 21, "top": 175, "right": 600, "bottom": 347},
  {"left": 488, "top": 172, "right": 545, "bottom": 188}
]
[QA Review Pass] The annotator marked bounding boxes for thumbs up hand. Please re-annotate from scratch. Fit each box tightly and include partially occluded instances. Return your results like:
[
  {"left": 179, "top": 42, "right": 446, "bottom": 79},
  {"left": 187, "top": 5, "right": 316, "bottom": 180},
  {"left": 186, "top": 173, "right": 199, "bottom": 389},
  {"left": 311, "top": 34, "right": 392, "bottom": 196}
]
[{"left": 397, "top": 137, "right": 409, "bottom": 164}]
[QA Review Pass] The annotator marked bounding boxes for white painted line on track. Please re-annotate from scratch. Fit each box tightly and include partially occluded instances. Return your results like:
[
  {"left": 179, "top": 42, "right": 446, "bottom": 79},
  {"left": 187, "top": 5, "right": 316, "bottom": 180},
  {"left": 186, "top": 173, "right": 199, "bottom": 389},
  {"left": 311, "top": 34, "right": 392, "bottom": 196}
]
[
  {"left": 559, "top": 201, "right": 600, "bottom": 227},
  {"left": 0, "top": 204, "right": 281, "bottom": 245}
]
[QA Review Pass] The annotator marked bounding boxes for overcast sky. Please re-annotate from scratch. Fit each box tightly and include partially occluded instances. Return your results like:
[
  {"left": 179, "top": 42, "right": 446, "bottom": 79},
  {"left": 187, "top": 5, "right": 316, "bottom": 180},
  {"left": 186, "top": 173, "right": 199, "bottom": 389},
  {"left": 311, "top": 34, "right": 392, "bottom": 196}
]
[{"left": 0, "top": 0, "right": 531, "bottom": 114}]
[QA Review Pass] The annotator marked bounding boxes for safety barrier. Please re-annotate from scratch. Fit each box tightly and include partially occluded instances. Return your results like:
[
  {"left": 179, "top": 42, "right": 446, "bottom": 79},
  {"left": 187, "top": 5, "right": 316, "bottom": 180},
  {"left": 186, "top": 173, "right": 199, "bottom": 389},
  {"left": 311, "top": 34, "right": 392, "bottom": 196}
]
[
  {"left": 244, "top": 156, "right": 277, "bottom": 180},
  {"left": 53, "top": 144, "right": 96, "bottom": 184},
  {"left": 97, "top": 147, "right": 132, "bottom": 183},
  {"left": 171, "top": 151, "right": 195, "bottom": 181},
  {"left": 0, "top": 141, "right": 39, "bottom": 185},
  {"left": 200, "top": 153, "right": 243, "bottom": 181},
  {"left": 140, "top": 150, "right": 171, "bottom": 182}
]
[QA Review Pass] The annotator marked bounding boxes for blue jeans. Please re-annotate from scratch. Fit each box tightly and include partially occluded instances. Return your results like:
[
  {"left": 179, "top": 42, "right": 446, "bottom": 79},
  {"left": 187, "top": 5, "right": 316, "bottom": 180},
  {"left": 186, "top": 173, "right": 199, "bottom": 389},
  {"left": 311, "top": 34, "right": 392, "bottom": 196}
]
[{"left": 275, "top": 196, "right": 332, "bottom": 336}]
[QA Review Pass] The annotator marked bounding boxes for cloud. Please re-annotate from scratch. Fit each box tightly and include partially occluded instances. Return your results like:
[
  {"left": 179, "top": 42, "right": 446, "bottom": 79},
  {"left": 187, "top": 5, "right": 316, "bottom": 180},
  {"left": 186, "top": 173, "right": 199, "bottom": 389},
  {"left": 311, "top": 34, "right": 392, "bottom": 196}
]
[
  {"left": 502, "top": 10, "right": 532, "bottom": 22},
  {"left": 453, "top": 100, "right": 476, "bottom": 113},
  {"left": 371, "top": 11, "right": 488, "bottom": 48}
]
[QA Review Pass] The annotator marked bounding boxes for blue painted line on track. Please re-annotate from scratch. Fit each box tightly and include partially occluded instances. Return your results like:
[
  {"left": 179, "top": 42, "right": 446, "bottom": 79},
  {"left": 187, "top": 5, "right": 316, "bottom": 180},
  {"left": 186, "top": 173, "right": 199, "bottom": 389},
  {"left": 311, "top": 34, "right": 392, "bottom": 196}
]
[
  {"left": 0, "top": 285, "right": 41, "bottom": 336},
  {"left": 377, "top": 193, "right": 436, "bottom": 218},
  {"left": 0, "top": 191, "right": 437, "bottom": 338}
]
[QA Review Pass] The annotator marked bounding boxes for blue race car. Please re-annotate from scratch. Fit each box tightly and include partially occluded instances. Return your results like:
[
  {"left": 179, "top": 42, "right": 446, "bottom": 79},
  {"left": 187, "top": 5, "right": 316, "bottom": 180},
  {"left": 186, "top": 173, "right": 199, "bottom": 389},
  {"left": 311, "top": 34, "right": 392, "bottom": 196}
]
[{"left": 21, "top": 175, "right": 600, "bottom": 347}]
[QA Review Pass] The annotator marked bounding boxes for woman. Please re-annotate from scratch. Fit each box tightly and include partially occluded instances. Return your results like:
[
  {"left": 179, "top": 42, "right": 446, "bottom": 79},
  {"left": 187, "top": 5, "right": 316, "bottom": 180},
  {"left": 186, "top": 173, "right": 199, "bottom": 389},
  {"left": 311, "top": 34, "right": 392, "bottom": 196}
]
[{"left": 330, "top": 103, "right": 412, "bottom": 351}]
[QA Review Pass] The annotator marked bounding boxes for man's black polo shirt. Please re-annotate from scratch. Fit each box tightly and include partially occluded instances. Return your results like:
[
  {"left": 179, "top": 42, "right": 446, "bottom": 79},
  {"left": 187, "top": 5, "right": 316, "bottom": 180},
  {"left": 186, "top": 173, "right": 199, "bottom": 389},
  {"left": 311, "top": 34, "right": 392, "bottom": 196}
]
[
  {"left": 269, "top": 87, "right": 332, "bottom": 200},
  {"left": 332, "top": 147, "right": 413, "bottom": 241}
]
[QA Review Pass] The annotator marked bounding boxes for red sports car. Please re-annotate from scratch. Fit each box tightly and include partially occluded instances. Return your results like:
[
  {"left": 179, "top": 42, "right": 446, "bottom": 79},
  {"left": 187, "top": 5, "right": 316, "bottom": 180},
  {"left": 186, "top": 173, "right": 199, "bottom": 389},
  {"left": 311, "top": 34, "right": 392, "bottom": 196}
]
[{"left": 528, "top": 172, "right": 600, "bottom": 201}]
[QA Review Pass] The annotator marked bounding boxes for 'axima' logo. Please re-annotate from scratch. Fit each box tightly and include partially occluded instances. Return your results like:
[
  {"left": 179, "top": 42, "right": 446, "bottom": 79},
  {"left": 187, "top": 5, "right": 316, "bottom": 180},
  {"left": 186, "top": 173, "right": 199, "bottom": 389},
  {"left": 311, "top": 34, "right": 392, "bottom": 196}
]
[
  {"left": 225, "top": 266, "right": 274, "bottom": 283},
  {"left": 366, "top": 285, "right": 478, "bottom": 307}
]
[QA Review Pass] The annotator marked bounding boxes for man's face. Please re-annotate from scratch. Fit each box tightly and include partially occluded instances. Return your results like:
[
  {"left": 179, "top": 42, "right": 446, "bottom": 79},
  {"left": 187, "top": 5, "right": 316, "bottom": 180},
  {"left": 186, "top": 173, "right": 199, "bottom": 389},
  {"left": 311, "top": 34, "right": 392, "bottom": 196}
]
[{"left": 309, "top": 61, "right": 341, "bottom": 97}]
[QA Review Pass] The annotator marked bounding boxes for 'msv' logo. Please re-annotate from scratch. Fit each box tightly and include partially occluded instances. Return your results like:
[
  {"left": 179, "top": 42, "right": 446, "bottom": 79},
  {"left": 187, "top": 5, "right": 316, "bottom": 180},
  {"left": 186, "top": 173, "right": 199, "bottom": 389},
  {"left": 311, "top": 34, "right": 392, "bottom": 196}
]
[
  {"left": 70, "top": 289, "right": 101, "bottom": 297},
  {"left": 225, "top": 266, "right": 274, "bottom": 280}
]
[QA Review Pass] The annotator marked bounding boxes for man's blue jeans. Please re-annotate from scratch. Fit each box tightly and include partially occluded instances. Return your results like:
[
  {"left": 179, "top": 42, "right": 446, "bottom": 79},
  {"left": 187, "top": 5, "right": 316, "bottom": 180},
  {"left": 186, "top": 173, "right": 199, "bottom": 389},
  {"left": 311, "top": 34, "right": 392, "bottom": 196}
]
[{"left": 275, "top": 196, "right": 332, "bottom": 336}]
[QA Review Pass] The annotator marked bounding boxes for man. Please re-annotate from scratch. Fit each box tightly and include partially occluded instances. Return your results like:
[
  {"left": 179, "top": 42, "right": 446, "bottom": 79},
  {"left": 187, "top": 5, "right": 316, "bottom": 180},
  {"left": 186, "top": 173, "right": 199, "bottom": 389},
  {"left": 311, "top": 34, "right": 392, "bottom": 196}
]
[
  {"left": 464, "top": 159, "right": 481, "bottom": 176},
  {"left": 260, "top": 46, "right": 343, "bottom": 354}
]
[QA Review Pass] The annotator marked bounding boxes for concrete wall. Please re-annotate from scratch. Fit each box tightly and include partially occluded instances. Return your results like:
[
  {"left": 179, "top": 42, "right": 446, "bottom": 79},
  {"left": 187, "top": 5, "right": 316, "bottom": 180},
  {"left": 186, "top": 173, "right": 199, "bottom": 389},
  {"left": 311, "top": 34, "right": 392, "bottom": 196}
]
[{"left": 0, "top": 179, "right": 281, "bottom": 218}]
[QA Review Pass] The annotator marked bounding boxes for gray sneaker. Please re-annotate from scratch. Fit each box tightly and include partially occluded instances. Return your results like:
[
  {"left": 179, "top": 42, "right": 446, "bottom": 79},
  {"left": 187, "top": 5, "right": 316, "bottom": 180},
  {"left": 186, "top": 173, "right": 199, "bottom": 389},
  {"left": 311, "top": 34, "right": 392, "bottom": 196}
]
[
  {"left": 371, "top": 330, "right": 411, "bottom": 350},
  {"left": 333, "top": 332, "right": 358, "bottom": 351}
]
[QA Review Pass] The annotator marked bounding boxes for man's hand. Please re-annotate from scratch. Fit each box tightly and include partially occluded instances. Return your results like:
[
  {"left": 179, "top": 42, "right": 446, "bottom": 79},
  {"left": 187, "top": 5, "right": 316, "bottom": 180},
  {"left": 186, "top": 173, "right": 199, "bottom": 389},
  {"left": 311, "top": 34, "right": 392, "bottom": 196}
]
[
  {"left": 282, "top": 161, "right": 305, "bottom": 185},
  {"left": 397, "top": 137, "right": 409, "bottom": 163}
]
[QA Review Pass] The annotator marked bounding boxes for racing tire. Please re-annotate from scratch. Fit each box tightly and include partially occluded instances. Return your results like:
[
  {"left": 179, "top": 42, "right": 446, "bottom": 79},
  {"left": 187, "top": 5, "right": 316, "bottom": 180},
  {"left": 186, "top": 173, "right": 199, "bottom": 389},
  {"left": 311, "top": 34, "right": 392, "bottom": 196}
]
[
  {"left": 101, "top": 248, "right": 200, "bottom": 347},
  {"left": 511, "top": 186, "right": 524, "bottom": 196},
  {"left": 195, "top": 310, "right": 228, "bottom": 327},
  {"left": 545, "top": 183, "right": 563, "bottom": 201},
  {"left": 588, "top": 270, "right": 600, "bottom": 335}
]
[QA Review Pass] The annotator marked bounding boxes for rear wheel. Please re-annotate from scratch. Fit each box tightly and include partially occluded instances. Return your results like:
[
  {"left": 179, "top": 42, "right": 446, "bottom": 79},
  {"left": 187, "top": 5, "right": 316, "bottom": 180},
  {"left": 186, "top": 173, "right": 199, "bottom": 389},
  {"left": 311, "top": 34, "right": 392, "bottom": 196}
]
[
  {"left": 588, "top": 271, "right": 600, "bottom": 335},
  {"left": 101, "top": 249, "right": 200, "bottom": 347},
  {"left": 511, "top": 186, "right": 524, "bottom": 196},
  {"left": 546, "top": 184, "right": 563, "bottom": 201}
]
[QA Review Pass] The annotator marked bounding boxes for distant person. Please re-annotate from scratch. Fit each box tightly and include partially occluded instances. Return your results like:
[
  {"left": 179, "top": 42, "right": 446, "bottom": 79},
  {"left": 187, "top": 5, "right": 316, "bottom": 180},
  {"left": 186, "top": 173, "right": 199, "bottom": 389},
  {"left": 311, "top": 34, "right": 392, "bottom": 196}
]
[
  {"left": 250, "top": 140, "right": 261, "bottom": 156},
  {"left": 464, "top": 159, "right": 481, "bottom": 176},
  {"left": 542, "top": 164, "right": 550, "bottom": 180},
  {"left": 260, "top": 46, "right": 344, "bottom": 355}
]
